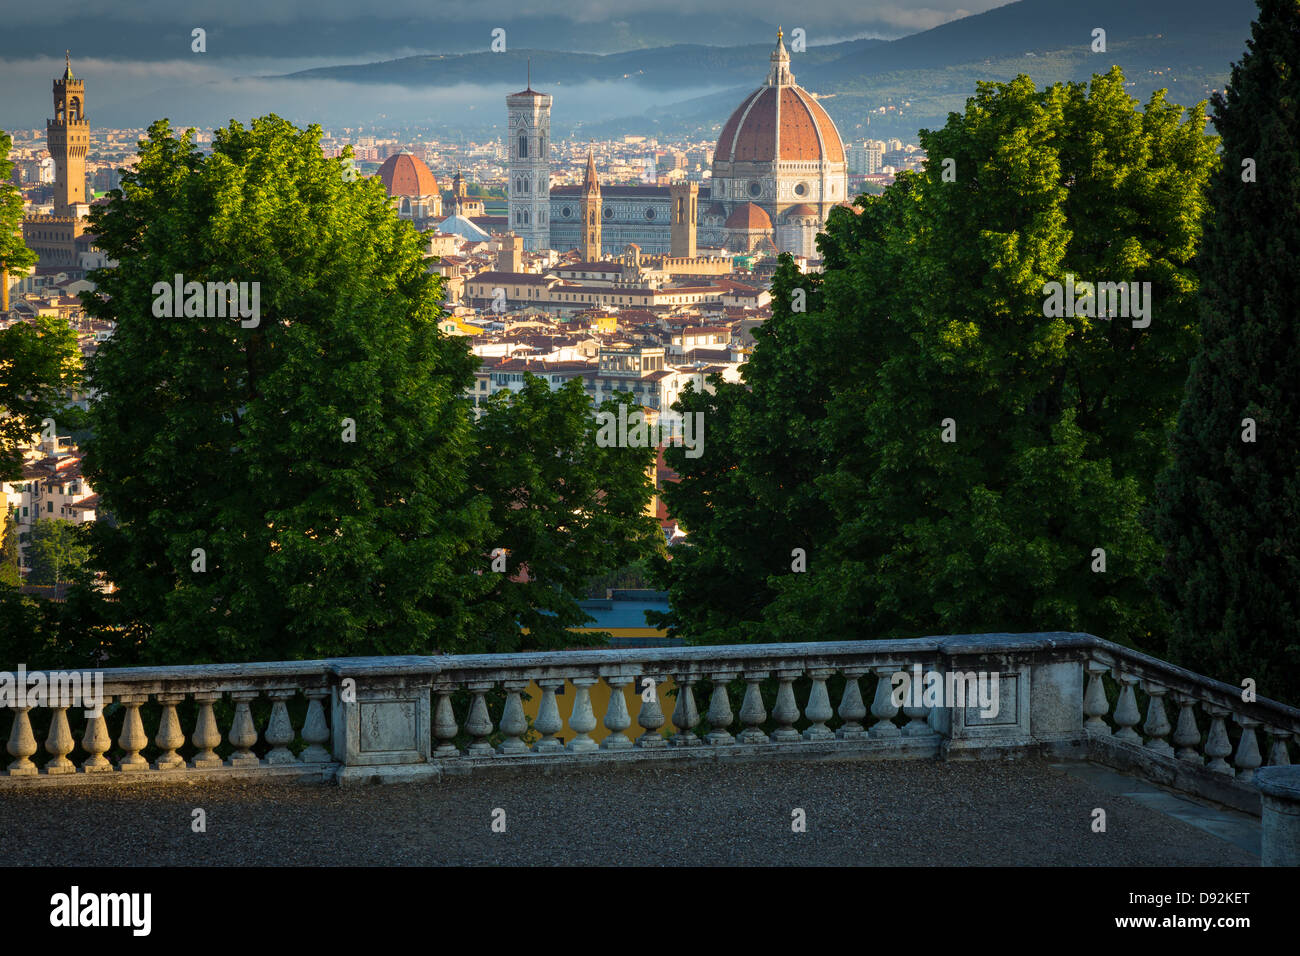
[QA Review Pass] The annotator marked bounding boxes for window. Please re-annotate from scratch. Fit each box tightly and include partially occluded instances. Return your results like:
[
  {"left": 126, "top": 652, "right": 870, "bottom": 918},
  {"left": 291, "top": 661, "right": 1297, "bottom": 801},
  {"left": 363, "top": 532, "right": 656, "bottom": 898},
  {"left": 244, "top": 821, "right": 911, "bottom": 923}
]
[
  {"left": 47, "top": 502, "right": 53, "bottom": 513},
  {"left": 519, "top": 136, "right": 528, "bottom": 158},
  {"left": 748, "top": 181, "right": 762, "bottom": 198}
]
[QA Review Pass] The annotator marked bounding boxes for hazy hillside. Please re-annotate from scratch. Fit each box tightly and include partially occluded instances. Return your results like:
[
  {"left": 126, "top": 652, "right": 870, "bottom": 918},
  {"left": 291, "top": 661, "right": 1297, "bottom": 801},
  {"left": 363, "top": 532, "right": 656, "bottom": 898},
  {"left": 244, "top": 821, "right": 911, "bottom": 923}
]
[
  {"left": 281, "top": 38, "right": 886, "bottom": 92},
  {"left": 806, "top": 0, "right": 1258, "bottom": 82}
]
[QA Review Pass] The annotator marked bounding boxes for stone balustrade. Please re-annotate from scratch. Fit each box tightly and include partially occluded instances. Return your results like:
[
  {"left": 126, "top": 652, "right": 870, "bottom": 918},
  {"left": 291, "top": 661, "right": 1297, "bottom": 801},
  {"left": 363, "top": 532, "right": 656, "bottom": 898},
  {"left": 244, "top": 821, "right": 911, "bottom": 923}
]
[
  {"left": 3, "top": 633, "right": 1298, "bottom": 825},
  {"left": 0, "top": 660, "right": 336, "bottom": 786},
  {"left": 1077, "top": 639, "right": 1299, "bottom": 814}
]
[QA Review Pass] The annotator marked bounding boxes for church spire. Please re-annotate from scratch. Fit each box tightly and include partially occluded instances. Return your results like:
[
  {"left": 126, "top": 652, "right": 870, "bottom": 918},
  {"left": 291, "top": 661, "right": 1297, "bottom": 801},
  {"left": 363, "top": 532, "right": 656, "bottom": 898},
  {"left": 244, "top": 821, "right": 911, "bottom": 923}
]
[{"left": 583, "top": 149, "right": 600, "bottom": 191}]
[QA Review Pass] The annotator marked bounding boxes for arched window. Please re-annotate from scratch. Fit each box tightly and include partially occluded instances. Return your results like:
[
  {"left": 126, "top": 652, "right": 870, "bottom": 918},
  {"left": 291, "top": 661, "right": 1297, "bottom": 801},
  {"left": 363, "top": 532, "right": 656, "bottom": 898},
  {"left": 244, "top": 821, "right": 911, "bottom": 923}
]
[{"left": 519, "top": 136, "right": 528, "bottom": 159}]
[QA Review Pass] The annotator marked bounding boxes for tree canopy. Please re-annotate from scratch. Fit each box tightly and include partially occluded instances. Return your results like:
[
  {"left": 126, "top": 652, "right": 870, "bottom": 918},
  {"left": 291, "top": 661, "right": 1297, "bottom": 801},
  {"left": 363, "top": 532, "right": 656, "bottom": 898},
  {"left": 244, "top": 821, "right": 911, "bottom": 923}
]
[
  {"left": 657, "top": 68, "right": 1218, "bottom": 654},
  {"left": 80, "top": 116, "right": 658, "bottom": 663},
  {"left": 1152, "top": 0, "right": 1300, "bottom": 704}
]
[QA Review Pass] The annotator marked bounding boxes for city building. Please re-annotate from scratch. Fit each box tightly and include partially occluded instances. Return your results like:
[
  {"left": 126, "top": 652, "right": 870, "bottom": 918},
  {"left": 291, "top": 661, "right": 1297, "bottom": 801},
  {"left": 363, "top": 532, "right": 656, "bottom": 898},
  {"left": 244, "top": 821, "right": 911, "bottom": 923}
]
[
  {"left": 19, "top": 54, "right": 92, "bottom": 282},
  {"left": 506, "top": 32, "right": 847, "bottom": 259},
  {"left": 506, "top": 76, "right": 552, "bottom": 251},
  {"left": 698, "top": 30, "right": 848, "bottom": 257},
  {"left": 376, "top": 152, "right": 443, "bottom": 229}
]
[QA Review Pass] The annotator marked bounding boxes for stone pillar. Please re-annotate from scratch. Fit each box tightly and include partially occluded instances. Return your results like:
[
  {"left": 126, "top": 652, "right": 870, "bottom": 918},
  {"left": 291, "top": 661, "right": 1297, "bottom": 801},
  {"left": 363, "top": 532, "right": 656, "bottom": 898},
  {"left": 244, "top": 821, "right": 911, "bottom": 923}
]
[
  {"left": 600, "top": 675, "right": 634, "bottom": 751},
  {"left": 1256, "top": 766, "right": 1300, "bottom": 867},
  {"left": 331, "top": 672, "right": 435, "bottom": 784},
  {"left": 566, "top": 677, "right": 599, "bottom": 753},
  {"left": 706, "top": 672, "right": 738, "bottom": 745}
]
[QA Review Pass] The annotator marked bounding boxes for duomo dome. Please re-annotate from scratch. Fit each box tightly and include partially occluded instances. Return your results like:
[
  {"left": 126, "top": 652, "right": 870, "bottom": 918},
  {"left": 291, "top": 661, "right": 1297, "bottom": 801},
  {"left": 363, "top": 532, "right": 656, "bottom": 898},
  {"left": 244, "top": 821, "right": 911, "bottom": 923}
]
[{"left": 700, "top": 30, "right": 849, "bottom": 257}]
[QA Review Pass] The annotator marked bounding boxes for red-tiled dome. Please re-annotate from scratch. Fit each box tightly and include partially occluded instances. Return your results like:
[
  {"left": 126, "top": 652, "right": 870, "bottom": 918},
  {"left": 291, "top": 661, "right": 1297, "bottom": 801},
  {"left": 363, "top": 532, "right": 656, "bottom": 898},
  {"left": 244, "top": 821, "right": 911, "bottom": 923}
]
[
  {"left": 784, "top": 203, "right": 819, "bottom": 216},
  {"left": 725, "top": 202, "right": 773, "bottom": 230},
  {"left": 716, "top": 86, "right": 845, "bottom": 164},
  {"left": 377, "top": 153, "right": 438, "bottom": 197},
  {"left": 714, "top": 32, "right": 845, "bottom": 166}
]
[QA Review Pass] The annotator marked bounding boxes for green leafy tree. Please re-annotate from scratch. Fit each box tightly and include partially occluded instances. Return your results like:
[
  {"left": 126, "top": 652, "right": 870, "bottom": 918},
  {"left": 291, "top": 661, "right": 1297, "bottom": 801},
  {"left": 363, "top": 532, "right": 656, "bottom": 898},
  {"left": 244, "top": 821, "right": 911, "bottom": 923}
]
[
  {"left": 2, "top": 133, "right": 82, "bottom": 477},
  {"left": 0, "top": 315, "right": 81, "bottom": 480},
  {"left": 82, "top": 117, "right": 490, "bottom": 663},
  {"left": 1152, "top": 0, "right": 1300, "bottom": 705},
  {"left": 0, "top": 564, "right": 128, "bottom": 671},
  {"left": 25, "top": 518, "right": 91, "bottom": 586},
  {"left": 2, "top": 131, "right": 83, "bottom": 479},
  {"left": 466, "top": 376, "right": 660, "bottom": 651},
  {"left": 661, "top": 69, "right": 1217, "bottom": 651},
  {"left": 0, "top": 129, "right": 38, "bottom": 308},
  {"left": 0, "top": 510, "right": 21, "bottom": 587}
]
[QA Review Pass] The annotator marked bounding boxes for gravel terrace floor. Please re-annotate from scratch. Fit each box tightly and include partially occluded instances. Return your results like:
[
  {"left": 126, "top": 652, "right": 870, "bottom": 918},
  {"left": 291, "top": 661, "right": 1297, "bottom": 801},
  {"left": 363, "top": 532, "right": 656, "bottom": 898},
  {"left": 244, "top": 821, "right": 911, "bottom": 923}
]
[{"left": 0, "top": 756, "right": 1259, "bottom": 866}]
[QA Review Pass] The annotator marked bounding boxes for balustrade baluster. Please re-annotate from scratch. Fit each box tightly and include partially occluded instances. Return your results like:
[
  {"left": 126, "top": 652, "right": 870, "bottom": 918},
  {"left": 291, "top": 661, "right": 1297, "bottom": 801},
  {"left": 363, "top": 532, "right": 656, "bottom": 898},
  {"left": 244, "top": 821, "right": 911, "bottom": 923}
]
[
  {"left": 770, "top": 669, "right": 802, "bottom": 743},
  {"left": 153, "top": 694, "right": 186, "bottom": 770},
  {"left": 600, "top": 675, "right": 633, "bottom": 751},
  {"left": 190, "top": 692, "right": 223, "bottom": 769},
  {"left": 431, "top": 683, "right": 459, "bottom": 757},
  {"left": 533, "top": 679, "right": 565, "bottom": 754},
  {"left": 836, "top": 668, "right": 867, "bottom": 739},
  {"left": 706, "top": 672, "right": 738, "bottom": 745},
  {"left": 567, "top": 677, "right": 599, "bottom": 753},
  {"left": 901, "top": 663, "right": 930, "bottom": 737},
  {"left": 1141, "top": 682, "right": 1173, "bottom": 756},
  {"left": 80, "top": 700, "right": 113, "bottom": 772},
  {"left": 670, "top": 676, "right": 702, "bottom": 746},
  {"left": 44, "top": 705, "right": 75, "bottom": 775},
  {"left": 737, "top": 671, "right": 768, "bottom": 744},
  {"left": 117, "top": 694, "right": 150, "bottom": 770},
  {"left": 1083, "top": 660, "right": 1112, "bottom": 736},
  {"left": 5, "top": 706, "right": 37, "bottom": 776},
  {"left": 869, "top": 666, "right": 901, "bottom": 739},
  {"left": 1171, "top": 693, "right": 1201, "bottom": 763},
  {"left": 264, "top": 692, "right": 297, "bottom": 765},
  {"left": 802, "top": 668, "right": 835, "bottom": 742},
  {"left": 465, "top": 681, "right": 496, "bottom": 756},
  {"left": 226, "top": 692, "right": 260, "bottom": 768},
  {"left": 1112, "top": 672, "right": 1142, "bottom": 744},
  {"left": 635, "top": 674, "right": 666, "bottom": 749},
  {"left": 1233, "top": 716, "right": 1262, "bottom": 783},
  {"left": 498, "top": 680, "right": 530, "bottom": 754},
  {"left": 301, "top": 690, "right": 332, "bottom": 763},
  {"left": 1266, "top": 729, "right": 1292, "bottom": 767},
  {"left": 1202, "top": 705, "right": 1234, "bottom": 775}
]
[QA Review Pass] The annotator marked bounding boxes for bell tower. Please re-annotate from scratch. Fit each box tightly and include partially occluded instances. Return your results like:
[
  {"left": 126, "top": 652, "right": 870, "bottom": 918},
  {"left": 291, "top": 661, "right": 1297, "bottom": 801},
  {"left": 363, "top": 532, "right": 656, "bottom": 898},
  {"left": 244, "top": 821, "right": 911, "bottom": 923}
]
[
  {"left": 49, "top": 51, "right": 88, "bottom": 215},
  {"left": 505, "top": 66, "right": 552, "bottom": 252},
  {"left": 580, "top": 150, "right": 602, "bottom": 261},
  {"left": 670, "top": 181, "right": 697, "bottom": 258}
]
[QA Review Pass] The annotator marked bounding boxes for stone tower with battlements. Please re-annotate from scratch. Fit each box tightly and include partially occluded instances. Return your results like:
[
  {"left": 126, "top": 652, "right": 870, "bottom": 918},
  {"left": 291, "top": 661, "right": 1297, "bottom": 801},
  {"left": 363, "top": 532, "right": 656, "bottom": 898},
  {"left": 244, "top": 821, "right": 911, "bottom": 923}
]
[{"left": 49, "top": 52, "right": 88, "bottom": 215}]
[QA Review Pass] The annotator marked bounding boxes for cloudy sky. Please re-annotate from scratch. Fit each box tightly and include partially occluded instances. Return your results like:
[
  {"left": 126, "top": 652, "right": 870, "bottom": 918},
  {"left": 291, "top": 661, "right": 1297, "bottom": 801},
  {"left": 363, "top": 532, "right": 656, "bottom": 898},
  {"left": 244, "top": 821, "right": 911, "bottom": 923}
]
[{"left": 0, "top": 0, "right": 1013, "bottom": 131}]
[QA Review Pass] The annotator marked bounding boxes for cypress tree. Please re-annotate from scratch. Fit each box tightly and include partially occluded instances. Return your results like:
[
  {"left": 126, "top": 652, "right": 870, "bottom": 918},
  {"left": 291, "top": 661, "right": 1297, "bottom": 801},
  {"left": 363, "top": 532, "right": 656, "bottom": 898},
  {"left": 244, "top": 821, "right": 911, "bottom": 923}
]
[{"left": 1152, "top": 0, "right": 1300, "bottom": 704}]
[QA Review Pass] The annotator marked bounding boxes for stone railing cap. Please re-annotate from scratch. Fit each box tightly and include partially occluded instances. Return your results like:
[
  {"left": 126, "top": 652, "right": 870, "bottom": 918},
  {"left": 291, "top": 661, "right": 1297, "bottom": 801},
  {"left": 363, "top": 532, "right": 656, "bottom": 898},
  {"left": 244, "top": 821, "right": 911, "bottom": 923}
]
[{"left": 1255, "top": 766, "right": 1300, "bottom": 801}]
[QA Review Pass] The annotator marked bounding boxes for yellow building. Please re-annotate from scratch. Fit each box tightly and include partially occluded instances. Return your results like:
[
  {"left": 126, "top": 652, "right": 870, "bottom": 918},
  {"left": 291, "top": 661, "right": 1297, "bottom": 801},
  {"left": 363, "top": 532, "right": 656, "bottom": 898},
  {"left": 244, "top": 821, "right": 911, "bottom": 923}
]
[{"left": 516, "top": 591, "right": 682, "bottom": 745}]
